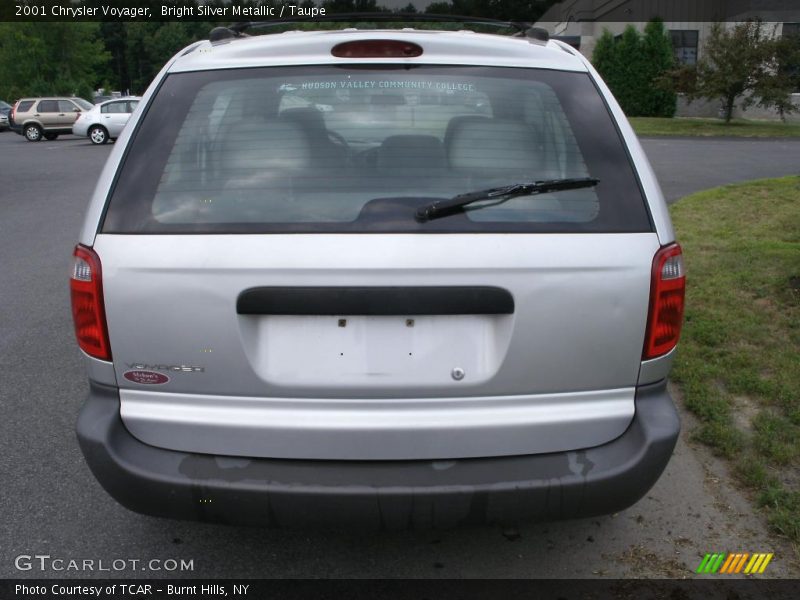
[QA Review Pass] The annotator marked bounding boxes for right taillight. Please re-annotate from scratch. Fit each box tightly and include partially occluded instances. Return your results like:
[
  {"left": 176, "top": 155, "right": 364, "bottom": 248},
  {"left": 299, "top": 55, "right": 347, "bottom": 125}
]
[
  {"left": 70, "top": 245, "right": 111, "bottom": 361},
  {"left": 643, "top": 243, "right": 685, "bottom": 359}
]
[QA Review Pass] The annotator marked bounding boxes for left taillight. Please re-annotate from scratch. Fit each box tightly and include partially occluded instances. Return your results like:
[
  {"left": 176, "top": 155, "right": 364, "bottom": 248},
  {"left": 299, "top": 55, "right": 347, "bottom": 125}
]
[
  {"left": 70, "top": 245, "right": 111, "bottom": 361},
  {"left": 643, "top": 243, "right": 686, "bottom": 360}
]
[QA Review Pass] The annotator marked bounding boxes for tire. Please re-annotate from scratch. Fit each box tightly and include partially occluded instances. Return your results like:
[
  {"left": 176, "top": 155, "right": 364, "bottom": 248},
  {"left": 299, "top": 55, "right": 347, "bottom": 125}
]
[
  {"left": 44, "top": 133, "right": 59, "bottom": 141},
  {"left": 24, "top": 124, "right": 42, "bottom": 142},
  {"left": 89, "top": 125, "right": 108, "bottom": 145}
]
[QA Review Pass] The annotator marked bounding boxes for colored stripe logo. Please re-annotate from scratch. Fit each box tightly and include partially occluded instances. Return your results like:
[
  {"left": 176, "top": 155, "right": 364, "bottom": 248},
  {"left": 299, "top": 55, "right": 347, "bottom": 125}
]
[{"left": 696, "top": 553, "right": 773, "bottom": 574}]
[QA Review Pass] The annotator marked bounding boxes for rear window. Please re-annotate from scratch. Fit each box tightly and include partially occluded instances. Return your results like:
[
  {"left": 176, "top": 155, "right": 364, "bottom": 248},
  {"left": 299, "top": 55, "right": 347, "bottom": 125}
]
[
  {"left": 73, "top": 98, "right": 94, "bottom": 111},
  {"left": 103, "top": 65, "right": 651, "bottom": 234},
  {"left": 16, "top": 100, "right": 35, "bottom": 113}
]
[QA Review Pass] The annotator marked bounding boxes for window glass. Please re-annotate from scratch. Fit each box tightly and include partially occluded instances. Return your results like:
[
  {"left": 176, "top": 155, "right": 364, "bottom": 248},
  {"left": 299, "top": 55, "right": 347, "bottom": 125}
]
[
  {"left": 669, "top": 30, "right": 698, "bottom": 65},
  {"left": 782, "top": 22, "right": 800, "bottom": 38},
  {"left": 17, "top": 100, "right": 34, "bottom": 112},
  {"left": 102, "top": 102, "right": 128, "bottom": 114},
  {"left": 37, "top": 100, "right": 58, "bottom": 112},
  {"left": 58, "top": 100, "right": 78, "bottom": 112},
  {"left": 782, "top": 23, "right": 800, "bottom": 93},
  {"left": 103, "top": 66, "right": 650, "bottom": 234},
  {"left": 73, "top": 98, "right": 94, "bottom": 110}
]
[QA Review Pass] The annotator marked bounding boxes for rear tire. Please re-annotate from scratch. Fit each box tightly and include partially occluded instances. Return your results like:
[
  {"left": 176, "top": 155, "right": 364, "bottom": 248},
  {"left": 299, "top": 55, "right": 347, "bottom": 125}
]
[
  {"left": 24, "top": 124, "right": 42, "bottom": 142},
  {"left": 89, "top": 125, "right": 108, "bottom": 145},
  {"left": 44, "top": 133, "right": 58, "bottom": 140}
]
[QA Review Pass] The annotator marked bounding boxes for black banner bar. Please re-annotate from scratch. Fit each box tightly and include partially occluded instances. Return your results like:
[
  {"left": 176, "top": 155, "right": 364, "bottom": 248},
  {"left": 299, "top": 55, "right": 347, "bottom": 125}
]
[
  {"left": 3, "top": 579, "right": 800, "bottom": 600},
  {"left": 1, "top": 1, "right": 799, "bottom": 24}
]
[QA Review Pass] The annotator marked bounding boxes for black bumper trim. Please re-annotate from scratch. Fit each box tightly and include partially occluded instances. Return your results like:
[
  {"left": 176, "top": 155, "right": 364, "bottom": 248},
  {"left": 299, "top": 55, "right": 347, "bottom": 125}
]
[{"left": 76, "top": 381, "right": 679, "bottom": 529}]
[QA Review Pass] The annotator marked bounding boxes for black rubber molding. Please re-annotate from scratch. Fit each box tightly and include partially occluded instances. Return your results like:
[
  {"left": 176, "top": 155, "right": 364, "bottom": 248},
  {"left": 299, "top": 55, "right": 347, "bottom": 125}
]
[{"left": 236, "top": 286, "right": 514, "bottom": 316}]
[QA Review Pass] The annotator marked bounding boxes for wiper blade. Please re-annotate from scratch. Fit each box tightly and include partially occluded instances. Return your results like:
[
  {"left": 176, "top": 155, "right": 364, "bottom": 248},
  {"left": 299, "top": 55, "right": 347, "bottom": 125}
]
[{"left": 414, "top": 177, "right": 599, "bottom": 222}]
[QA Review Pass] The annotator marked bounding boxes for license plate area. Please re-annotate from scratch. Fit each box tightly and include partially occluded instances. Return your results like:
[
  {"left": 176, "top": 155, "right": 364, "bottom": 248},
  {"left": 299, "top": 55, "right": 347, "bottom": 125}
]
[{"left": 241, "top": 314, "right": 511, "bottom": 388}]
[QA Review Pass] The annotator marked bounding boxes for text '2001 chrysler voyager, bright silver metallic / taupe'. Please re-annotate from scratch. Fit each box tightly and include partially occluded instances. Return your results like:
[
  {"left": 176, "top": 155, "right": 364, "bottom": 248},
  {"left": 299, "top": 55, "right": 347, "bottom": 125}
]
[{"left": 71, "top": 17, "right": 685, "bottom": 528}]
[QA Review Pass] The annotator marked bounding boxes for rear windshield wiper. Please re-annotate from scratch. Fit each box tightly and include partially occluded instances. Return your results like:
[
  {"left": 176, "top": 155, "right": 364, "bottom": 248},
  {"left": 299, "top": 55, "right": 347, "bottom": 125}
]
[{"left": 414, "top": 177, "right": 600, "bottom": 222}]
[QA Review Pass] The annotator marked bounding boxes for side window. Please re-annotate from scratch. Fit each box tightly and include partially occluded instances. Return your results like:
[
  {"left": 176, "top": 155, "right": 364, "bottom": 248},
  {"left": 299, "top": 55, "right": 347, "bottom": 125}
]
[
  {"left": 37, "top": 100, "right": 58, "bottom": 113},
  {"left": 669, "top": 30, "right": 699, "bottom": 65},
  {"left": 102, "top": 102, "right": 127, "bottom": 114},
  {"left": 127, "top": 100, "right": 139, "bottom": 112},
  {"left": 17, "top": 100, "right": 34, "bottom": 113},
  {"left": 782, "top": 23, "right": 800, "bottom": 93},
  {"left": 58, "top": 100, "right": 78, "bottom": 113}
]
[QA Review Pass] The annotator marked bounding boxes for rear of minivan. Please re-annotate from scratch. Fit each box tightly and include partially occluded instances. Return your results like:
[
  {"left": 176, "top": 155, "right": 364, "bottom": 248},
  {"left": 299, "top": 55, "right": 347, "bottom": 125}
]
[{"left": 72, "top": 30, "right": 683, "bottom": 528}]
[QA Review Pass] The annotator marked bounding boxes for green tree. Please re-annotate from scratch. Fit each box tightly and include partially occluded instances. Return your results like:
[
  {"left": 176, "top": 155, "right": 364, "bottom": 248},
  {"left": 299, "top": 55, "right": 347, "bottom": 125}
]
[
  {"left": 0, "top": 22, "right": 109, "bottom": 101},
  {"left": 614, "top": 25, "right": 648, "bottom": 115},
  {"left": 687, "top": 21, "right": 795, "bottom": 123},
  {"left": 322, "top": 0, "right": 381, "bottom": 12},
  {"left": 591, "top": 29, "right": 617, "bottom": 80},
  {"left": 424, "top": 1, "right": 559, "bottom": 21},
  {"left": 425, "top": 2, "right": 453, "bottom": 12},
  {"left": 592, "top": 21, "right": 676, "bottom": 117},
  {"left": 754, "top": 31, "right": 800, "bottom": 121},
  {"left": 641, "top": 18, "right": 677, "bottom": 117},
  {"left": 98, "top": 22, "right": 128, "bottom": 92},
  {"left": 121, "top": 21, "right": 210, "bottom": 94}
]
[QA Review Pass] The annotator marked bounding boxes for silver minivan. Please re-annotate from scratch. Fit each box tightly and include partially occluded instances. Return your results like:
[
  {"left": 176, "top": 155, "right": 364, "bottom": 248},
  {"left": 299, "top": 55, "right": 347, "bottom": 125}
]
[{"left": 71, "top": 21, "right": 684, "bottom": 528}]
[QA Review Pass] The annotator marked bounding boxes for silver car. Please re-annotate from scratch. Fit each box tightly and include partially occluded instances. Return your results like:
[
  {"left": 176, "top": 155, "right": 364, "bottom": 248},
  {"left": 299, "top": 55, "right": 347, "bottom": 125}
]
[
  {"left": 0, "top": 100, "right": 10, "bottom": 131},
  {"left": 71, "top": 22, "right": 684, "bottom": 528},
  {"left": 72, "top": 97, "right": 140, "bottom": 144}
]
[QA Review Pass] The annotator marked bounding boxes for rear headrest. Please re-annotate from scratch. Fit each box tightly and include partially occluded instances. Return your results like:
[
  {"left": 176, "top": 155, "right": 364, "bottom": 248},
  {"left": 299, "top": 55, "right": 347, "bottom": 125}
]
[
  {"left": 444, "top": 115, "right": 490, "bottom": 149},
  {"left": 279, "top": 107, "right": 328, "bottom": 138},
  {"left": 221, "top": 120, "right": 311, "bottom": 172},
  {"left": 377, "top": 135, "right": 445, "bottom": 172},
  {"left": 446, "top": 118, "right": 540, "bottom": 172}
]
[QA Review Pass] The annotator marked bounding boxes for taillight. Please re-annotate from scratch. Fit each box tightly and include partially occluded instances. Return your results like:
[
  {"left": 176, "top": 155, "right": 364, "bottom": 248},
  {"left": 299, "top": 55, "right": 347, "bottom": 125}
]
[
  {"left": 331, "top": 40, "right": 423, "bottom": 58},
  {"left": 70, "top": 245, "right": 111, "bottom": 361},
  {"left": 643, "top": 243, "right": 685, "bottom": 359}
]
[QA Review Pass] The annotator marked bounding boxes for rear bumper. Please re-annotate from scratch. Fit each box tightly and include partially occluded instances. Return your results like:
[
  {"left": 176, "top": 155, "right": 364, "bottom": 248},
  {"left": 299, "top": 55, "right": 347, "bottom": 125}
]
[
  {"left": 76, "top": 380, "right": 679, "bottom": 529},
  {"left": 72, "top": 121, "right": 90, "bottom": 137}
]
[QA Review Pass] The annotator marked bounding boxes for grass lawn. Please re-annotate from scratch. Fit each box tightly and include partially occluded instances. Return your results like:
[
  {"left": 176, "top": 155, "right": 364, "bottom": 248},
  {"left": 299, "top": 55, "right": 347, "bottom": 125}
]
[
  {"left": 670, "top": 176, "right": 800, "bottom": 543},
  {"left": 631, "top": 117, "right": 800, "bottom": 138}
]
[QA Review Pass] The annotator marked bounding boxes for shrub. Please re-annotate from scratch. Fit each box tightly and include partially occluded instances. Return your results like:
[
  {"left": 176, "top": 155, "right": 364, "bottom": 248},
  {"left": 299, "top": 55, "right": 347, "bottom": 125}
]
[{"left": 592, "top": 19, "right": 677, "bottom": 117}]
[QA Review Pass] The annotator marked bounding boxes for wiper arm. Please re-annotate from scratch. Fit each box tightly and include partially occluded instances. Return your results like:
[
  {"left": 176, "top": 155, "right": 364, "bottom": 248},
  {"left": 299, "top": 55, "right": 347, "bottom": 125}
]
[{"left": 414, "top": 177, "right": 599, "bottom": 222}]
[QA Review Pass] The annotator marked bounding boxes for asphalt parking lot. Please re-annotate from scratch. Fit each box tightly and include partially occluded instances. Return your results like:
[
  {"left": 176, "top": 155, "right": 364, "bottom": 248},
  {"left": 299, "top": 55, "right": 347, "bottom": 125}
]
[{"left": 1, "top": 131, "right": 799, "bottom": 579}]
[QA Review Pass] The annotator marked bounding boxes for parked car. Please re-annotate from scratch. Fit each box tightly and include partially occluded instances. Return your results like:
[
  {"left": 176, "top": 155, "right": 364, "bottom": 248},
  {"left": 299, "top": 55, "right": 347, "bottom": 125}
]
[
  {"left": 73, "top": 97, "right": 141, "bottom": 145},
  {"left": 0, "top": 100, "right": 11, "bottom": 131},
  {"left": 11, "top": 96, "right": 93, "bottom": 141},
  {"left": 72, "top": 20, "right": 684, "bottom": 528}
]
